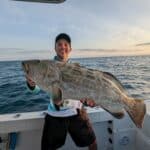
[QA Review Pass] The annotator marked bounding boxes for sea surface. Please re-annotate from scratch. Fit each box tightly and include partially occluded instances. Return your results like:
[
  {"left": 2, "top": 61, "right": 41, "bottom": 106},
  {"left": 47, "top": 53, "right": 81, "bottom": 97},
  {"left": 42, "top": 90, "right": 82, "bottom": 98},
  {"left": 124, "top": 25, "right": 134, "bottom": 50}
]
[{"left": 0, "top": 55, "right": 149, "bottom": 114}]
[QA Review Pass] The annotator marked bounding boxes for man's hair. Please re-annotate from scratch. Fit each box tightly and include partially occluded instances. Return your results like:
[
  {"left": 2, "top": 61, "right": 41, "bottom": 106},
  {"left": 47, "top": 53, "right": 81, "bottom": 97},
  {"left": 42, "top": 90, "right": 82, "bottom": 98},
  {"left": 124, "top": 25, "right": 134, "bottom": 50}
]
[{"left": 55, "top": 33, "right": 71, "bottom": 45}]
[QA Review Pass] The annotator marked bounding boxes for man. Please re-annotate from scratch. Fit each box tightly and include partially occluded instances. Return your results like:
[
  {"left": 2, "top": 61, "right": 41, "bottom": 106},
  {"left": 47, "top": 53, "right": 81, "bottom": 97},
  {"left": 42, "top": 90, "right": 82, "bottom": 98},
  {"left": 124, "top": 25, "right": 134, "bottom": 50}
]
[{"left": 26, "top": 33, "right": 97, "bottom": 150}]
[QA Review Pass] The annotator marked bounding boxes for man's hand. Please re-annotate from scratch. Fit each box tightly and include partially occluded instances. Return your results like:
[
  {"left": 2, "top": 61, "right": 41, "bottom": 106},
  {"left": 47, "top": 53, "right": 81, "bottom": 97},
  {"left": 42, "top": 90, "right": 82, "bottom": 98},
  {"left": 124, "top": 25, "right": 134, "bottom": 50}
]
[
  {"left": 80, "top": 98, "right": 96, "bottom": 107},
  {"left": 25, "top": 74, "right": 36, "bottom": 88}
]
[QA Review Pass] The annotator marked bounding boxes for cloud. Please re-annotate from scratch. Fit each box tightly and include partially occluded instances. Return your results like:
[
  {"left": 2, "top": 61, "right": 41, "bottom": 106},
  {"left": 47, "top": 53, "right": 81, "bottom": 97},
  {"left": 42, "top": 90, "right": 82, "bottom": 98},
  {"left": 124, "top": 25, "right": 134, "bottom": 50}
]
[
  {"left": 135, "top": 42, "right": 150, "bottom": 46},
  {"left": 1, "top": 0, "right": 150, "bottom": 51}
]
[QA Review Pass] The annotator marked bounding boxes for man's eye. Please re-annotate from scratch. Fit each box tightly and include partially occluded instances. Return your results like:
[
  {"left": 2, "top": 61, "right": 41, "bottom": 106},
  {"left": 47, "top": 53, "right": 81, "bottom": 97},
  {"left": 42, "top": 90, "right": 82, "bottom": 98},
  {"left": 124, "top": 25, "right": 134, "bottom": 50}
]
[{"left": 58, "top": 43, "right": 62, "bottom": 46}]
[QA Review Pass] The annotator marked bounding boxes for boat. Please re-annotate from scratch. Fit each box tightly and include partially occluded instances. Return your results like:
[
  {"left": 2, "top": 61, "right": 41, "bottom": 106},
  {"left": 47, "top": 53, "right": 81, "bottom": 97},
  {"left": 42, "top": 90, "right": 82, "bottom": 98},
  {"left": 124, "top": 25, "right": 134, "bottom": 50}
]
[
  {"left": 0, "top": 101, "right": 150, "bottom": 150},
  {"left": 0, "top": 0, "right": 149, "bottom": 150},
  {"left": 13, "top": 0, "right": 66, "bottom": 3}
]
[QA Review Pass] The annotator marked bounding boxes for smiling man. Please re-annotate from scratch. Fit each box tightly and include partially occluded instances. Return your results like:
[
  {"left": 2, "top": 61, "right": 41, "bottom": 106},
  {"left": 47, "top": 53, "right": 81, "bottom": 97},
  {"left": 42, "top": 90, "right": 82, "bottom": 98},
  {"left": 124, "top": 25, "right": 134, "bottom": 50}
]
[{"left": 26, "top": 33, "right": 97, "bottom": 150}]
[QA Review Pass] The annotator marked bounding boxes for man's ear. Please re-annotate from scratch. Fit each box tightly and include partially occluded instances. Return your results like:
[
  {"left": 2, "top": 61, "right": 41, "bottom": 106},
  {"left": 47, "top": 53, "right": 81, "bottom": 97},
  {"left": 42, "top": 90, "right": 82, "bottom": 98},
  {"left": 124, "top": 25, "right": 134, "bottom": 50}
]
[
  {"left": 54, "top": 46, "right": 57, "bottom": 53},
  {"left": 70, "top": 47, "right": 72, "bottom": 52},
  {"left": 54, "top": 45, "right": 56, "bottom": 51}
]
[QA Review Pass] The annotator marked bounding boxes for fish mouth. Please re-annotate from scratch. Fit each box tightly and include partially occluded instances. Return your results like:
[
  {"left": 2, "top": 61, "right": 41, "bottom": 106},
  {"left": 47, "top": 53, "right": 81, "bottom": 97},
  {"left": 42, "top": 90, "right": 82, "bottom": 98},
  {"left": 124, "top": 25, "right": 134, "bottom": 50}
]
[
  {"left": 22, "top": 61, "right": 29, "bottom": 74},
  {"left": 22, "top": 60, "right": 41, "bottom": 74}
]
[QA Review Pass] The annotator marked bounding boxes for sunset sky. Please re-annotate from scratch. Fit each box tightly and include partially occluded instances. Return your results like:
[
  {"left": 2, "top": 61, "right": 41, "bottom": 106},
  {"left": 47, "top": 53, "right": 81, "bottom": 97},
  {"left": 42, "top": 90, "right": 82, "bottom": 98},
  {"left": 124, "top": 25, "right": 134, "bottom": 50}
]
[{"left": 0, "top": 0, "right": 150, "bottom": 60}]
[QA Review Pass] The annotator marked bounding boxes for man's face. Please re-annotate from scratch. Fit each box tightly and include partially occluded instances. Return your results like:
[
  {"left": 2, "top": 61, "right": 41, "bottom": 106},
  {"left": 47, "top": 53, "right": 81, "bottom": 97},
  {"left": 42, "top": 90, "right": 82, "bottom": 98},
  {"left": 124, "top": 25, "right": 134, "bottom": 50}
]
[{"left": 55, "top": 39, "right": 72, "bottom": 60}]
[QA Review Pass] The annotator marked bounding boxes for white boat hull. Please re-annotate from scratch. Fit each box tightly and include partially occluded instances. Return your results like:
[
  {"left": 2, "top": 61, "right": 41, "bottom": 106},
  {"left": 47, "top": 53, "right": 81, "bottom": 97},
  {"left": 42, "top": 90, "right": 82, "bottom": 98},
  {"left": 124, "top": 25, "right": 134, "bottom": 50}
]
[{"left": 0, "top": 101, "right": 150, "bottom": 150}]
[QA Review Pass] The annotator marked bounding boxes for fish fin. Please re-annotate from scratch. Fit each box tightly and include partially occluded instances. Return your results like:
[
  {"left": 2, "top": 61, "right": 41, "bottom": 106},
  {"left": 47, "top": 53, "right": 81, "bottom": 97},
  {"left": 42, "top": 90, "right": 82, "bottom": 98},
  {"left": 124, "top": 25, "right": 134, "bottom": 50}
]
[
  {"left": 125, "top": 98, "right": 146, "bottom": 128},
  {"left": 52, "top": 86, "right": 62, "bottom": 102},
  {"left": 56, "top": 61, "right": 67, "bottom": 68},
  {"left": 101, "top": 105, "right": 125, "bottom": 119},
  {"left": 73, "top": 63, "right": 80, "bottom": 67},
  {"left": 103, "top": 72, "right": 127, "bottom": 94},
  {"left": 111, "top": 111, "right": 125, "bottom": 119}
]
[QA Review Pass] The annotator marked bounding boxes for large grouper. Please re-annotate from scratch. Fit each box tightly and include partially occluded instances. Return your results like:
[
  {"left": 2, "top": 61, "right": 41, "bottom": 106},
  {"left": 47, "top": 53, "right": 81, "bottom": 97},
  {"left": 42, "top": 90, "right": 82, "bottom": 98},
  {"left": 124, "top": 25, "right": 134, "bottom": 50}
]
[{"left": 22, "top": 60, "right": 146, "bottom": 128}]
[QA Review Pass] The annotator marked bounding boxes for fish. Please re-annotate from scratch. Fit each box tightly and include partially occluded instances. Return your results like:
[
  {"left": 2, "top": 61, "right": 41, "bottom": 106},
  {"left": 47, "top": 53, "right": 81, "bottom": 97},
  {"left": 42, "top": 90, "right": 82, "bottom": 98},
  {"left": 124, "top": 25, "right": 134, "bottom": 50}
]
[{"left": 22, "top": 59, "right": 146, "bottom": 128}]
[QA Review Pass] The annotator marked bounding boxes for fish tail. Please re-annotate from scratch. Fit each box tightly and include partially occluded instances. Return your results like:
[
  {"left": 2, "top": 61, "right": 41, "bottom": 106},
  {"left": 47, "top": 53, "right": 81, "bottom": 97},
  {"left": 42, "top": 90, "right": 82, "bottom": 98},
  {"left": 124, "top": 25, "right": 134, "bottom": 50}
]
[{"left": 125, "top": 98, "right": 146, "bottom": 128}]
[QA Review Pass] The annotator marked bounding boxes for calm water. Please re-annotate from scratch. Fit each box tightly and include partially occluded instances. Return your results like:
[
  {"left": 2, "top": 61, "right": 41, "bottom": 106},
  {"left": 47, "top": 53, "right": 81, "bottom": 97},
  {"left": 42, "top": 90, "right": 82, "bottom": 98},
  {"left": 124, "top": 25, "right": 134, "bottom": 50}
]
[{"left": 0, "top": 56, "right": 149, "bottom": 114}]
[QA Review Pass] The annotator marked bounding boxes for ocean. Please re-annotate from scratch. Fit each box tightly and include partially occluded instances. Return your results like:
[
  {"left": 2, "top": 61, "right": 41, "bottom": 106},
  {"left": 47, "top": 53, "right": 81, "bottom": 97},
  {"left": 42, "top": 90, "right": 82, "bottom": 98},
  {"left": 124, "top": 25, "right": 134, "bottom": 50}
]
[{"left": 0, "top": 55, "right": 149, "bottom": 114}]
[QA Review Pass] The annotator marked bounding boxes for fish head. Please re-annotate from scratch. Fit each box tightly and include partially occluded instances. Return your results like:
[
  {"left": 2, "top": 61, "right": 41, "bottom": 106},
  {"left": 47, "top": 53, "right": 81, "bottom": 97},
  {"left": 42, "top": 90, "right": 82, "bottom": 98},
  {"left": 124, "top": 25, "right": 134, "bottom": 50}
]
[
  {"left": 22, "top": 60, "right": 60, "bottom": 89},
  {"left": 22, "top": 60, "right": 41, "bottom": 79}
]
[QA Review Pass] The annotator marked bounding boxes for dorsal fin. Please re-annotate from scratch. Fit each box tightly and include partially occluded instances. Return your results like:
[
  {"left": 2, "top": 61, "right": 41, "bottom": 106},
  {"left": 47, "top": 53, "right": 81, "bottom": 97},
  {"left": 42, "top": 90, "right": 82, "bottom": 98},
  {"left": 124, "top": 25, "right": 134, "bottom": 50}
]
[
  {"left": 56, "top": 61, "right": 67, "bottom": 68},
  {"left": 103, "top": 72, "right": 127, "bottom": 94},
  {"left": 73, "top": 63, "right": 80, "bottom": 67}
]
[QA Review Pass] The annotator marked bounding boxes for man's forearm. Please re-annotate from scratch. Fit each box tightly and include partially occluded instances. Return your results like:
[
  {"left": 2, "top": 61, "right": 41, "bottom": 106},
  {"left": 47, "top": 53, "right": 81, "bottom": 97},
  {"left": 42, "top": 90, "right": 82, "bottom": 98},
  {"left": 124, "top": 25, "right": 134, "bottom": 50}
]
[
  {"left": 26, "top": 82, "right": 41, "bottom": 93},
  {"left": 27, "top": 82, "right": 35, "bottom": 90}
]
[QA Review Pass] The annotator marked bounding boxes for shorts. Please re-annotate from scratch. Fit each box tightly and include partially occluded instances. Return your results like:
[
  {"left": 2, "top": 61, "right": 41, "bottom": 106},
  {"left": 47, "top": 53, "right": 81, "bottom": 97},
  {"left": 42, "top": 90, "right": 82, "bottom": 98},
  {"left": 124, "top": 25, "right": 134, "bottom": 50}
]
[{"left": 41, "top": 109, "right": 96, "bottom": 150}]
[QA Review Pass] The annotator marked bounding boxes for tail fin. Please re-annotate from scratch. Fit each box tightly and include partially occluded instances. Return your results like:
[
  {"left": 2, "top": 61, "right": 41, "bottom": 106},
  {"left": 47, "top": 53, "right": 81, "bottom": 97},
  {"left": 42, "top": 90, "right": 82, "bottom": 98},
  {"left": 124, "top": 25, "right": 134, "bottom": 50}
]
[{"left": 125, "top": 98, "right": 146, "bottom": 128}]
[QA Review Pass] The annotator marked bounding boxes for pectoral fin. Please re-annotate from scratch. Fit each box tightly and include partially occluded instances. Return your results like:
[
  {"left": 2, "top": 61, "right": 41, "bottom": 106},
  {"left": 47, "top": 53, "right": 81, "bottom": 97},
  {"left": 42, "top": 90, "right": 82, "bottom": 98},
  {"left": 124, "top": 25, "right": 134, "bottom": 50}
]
[{"left": 52, "top": 86, "right": 62, "bottom": 103}]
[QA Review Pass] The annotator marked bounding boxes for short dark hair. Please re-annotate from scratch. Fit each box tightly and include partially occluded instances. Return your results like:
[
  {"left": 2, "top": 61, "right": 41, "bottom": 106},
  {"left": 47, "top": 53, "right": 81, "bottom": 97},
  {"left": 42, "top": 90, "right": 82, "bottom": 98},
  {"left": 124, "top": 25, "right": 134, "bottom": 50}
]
[{"left": 55, "top": 33, "right": 71, "bottom": 45}]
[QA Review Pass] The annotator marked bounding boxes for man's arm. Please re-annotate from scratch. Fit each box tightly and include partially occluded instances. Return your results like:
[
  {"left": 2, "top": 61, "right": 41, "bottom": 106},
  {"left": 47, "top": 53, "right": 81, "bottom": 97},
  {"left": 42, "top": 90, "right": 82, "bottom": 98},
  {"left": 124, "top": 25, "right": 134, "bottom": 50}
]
[
  {"left": 25, "top": 75, "right": 40, "bottom": 94},
  {"left": 80, "top": 98, "right": 96, "bottom": 107}
]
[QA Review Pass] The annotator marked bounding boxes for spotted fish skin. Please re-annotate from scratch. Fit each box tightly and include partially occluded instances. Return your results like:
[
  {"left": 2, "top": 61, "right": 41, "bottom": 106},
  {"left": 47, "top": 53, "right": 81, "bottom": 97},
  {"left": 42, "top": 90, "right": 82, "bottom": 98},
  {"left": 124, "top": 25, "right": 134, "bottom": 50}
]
[{"left": 22, "top": 60, "right": 146, "bottom": 128}]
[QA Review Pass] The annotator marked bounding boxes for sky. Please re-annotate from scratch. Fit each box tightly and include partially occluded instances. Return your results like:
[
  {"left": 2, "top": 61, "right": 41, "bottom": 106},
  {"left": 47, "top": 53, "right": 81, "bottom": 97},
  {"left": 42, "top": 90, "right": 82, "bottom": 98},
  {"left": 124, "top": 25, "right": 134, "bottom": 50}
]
[{"left": 0, "top": 0, "right": 150, "bottom": 60}]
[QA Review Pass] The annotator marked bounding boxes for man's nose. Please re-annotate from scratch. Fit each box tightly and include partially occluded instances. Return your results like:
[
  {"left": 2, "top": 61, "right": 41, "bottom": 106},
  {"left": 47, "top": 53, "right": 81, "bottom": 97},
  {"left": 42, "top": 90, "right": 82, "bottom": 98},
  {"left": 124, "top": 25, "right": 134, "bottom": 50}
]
[{"left": 61, "top": 44, "right": 66, "bottom": 49}]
